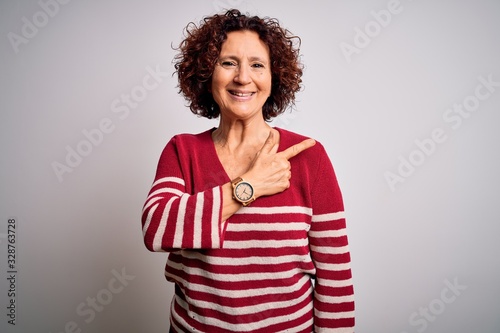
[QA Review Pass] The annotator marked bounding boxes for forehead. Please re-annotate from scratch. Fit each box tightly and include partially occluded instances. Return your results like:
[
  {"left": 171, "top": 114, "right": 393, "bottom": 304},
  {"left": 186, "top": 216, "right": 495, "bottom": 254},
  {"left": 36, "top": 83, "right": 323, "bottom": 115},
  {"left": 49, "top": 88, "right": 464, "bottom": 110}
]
[{"left": 220, "top": 30, "right": 270, "bottom": 60}]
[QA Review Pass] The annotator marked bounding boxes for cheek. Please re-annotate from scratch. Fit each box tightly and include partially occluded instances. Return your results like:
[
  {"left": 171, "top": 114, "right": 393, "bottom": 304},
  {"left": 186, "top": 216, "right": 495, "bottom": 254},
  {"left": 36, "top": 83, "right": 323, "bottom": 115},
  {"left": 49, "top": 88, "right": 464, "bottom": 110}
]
[
  {"left": 210, "top": 73, "right": 225, "bottom": 104},
  {"left": 261, "top": 74, "right": 272, "bottom": 93},
  {"left": 211, "top": 67, "right": 230, "bottom": 84},
  {"left": 210, "top": 73, "right": 219, "bottom": 91}
]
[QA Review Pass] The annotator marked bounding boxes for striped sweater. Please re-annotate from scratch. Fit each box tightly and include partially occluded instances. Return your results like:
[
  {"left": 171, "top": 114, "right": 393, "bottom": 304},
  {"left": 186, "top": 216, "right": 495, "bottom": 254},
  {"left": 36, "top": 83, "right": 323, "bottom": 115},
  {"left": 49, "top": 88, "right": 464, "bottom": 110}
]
[{"left": 142, "top": 127, "right": 355, "bottom": 332}]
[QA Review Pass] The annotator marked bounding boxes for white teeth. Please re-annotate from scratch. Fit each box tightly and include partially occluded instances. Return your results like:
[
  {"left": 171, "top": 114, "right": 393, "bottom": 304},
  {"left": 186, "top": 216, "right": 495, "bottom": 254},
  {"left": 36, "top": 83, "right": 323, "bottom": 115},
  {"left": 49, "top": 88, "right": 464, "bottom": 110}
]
[{"left": 231, "top": 91, "right": 252, "bottom": 97}]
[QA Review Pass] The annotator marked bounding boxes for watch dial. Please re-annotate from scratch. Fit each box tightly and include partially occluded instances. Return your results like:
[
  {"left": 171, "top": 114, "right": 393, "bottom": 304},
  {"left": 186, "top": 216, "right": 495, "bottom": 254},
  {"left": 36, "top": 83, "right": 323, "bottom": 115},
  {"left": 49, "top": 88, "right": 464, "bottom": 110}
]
[{"left": 235, "top": 182, "right": 253, "bottom": 201}]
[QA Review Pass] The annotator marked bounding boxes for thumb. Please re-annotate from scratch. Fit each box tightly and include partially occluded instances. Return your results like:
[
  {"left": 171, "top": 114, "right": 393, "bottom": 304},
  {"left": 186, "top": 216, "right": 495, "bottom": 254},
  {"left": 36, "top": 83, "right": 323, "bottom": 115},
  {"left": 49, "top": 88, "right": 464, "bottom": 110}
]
[{"left": 261, "top": 129, "right": 279, "bottom": 154}]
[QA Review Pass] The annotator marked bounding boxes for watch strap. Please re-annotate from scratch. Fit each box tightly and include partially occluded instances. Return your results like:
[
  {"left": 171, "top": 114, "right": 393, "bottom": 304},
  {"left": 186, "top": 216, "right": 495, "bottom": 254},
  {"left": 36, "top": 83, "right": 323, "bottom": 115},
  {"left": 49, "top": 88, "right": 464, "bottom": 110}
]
[{"left": 231, "top": 177, "right": 256, "bottom": 206}]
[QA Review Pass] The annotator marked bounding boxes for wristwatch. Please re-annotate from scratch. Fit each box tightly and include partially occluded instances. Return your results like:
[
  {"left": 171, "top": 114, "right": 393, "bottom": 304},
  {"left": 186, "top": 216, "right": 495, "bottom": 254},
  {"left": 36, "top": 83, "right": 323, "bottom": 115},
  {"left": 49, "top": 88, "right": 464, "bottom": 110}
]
[{"left": 231, "top": 177, "right": 256, "bottom": 206}]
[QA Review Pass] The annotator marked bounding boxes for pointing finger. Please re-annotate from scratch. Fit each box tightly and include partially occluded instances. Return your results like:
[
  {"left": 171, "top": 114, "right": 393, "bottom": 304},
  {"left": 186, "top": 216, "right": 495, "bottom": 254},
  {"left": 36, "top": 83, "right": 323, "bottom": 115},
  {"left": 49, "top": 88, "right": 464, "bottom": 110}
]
[{"left": 281, "top": 138, "right": 316, "bottom": 160}]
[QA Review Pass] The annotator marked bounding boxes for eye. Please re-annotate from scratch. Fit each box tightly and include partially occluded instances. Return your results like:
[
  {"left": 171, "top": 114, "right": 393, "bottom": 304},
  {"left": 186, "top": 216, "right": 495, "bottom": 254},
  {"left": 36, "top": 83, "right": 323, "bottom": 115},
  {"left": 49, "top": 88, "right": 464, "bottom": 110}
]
[
  {"left": 220, "top": 60, "right": 237, "bottom": 68},
  {"left": 251, "top": 63, "right": 265, "bottom": 69}
]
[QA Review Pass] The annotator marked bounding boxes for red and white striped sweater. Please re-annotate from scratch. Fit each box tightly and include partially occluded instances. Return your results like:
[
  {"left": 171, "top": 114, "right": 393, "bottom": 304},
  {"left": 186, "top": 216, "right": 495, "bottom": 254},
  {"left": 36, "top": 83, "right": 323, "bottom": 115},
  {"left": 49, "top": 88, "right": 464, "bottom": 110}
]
[{"left": 142, "top": 127, "right": 355, "bottom": 332}]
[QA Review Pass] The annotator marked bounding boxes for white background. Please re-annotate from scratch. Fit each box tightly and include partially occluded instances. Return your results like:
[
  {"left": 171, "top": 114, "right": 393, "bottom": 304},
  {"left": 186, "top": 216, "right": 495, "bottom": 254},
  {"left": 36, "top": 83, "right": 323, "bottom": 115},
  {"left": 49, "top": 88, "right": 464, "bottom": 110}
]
[{"left": 1, "top": 0, "right": 499, "bottom": 332}]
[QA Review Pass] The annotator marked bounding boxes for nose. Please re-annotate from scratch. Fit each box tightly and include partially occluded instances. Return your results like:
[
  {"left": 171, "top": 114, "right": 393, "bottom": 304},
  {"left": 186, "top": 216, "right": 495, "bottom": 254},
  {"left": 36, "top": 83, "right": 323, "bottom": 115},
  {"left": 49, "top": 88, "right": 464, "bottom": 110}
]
[{"left": 233, "top": 64, "right": 251, "bottom": 85}]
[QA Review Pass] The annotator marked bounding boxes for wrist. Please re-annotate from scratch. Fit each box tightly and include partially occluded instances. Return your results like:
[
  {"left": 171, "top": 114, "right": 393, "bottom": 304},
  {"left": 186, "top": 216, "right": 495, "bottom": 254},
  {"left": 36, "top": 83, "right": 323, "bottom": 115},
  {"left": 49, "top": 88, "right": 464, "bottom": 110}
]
[{"left": 231, "top": 177, "right": 256, "bottom": 206}]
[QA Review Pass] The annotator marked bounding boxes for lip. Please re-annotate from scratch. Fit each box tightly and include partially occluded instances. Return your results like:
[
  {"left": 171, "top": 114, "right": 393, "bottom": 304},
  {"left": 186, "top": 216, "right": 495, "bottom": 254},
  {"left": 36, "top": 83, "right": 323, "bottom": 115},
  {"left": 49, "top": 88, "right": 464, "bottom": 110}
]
[{"left": 228, "top": 89, "right": 256, "bottom": 101}]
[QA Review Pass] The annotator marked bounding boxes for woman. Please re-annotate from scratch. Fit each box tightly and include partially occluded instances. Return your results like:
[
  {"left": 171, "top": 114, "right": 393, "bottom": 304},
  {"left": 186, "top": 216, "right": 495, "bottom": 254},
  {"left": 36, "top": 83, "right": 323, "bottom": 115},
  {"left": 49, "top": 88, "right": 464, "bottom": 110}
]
[{"left": 142, "top": 9, "right": 355, "bottom": 332}]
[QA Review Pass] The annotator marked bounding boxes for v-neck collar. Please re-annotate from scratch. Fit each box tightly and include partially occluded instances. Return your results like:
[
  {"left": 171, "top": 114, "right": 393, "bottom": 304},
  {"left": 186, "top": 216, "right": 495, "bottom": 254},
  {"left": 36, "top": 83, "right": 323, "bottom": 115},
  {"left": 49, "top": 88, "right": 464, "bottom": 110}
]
[{"left": 205, "top": 127, "right": 284, "bottom": 183}]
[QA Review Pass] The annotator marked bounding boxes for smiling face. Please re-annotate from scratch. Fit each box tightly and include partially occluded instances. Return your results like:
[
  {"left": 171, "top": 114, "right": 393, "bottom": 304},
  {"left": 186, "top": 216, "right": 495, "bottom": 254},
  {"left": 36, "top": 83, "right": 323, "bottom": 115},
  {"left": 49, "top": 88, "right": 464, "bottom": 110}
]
[{"left": 211, "top": 30, "right": 272, "bottom": 121}]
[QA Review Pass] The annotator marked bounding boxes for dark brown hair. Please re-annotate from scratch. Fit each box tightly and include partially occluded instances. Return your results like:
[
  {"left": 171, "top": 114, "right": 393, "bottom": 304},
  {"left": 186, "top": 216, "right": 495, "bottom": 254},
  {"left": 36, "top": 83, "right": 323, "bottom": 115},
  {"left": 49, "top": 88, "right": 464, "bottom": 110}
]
[{"left": 174, "top": 9, "right": 303, "bottom": 120}]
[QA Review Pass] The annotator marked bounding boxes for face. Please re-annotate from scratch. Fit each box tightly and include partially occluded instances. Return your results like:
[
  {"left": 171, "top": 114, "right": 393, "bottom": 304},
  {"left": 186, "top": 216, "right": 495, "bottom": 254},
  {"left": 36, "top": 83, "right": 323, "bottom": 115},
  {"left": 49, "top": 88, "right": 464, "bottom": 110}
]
[{"left": 211, "top": 30, "right": 272, "bottom": 121}]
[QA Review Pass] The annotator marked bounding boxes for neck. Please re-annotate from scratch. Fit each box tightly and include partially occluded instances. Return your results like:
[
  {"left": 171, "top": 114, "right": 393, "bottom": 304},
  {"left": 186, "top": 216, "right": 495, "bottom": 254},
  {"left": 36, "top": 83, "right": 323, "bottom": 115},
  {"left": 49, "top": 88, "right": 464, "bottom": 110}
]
[{"left": 212, "top": 116, "right": 272, "bottom": 151}]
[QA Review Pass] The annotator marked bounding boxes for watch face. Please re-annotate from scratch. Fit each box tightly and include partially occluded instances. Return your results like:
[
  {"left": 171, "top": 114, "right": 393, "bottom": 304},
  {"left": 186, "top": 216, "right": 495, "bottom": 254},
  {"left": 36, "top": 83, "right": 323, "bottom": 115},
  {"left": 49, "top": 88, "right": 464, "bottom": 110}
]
[{"left": 235, "top": 182, "right": 254, "bottom": 202}]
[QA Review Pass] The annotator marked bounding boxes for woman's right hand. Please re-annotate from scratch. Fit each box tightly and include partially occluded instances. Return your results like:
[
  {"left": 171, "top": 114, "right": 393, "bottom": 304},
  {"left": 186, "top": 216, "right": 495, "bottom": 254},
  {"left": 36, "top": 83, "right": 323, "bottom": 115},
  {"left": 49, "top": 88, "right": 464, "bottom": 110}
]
[{"left": 242, "top": 129, "right": 316, "bottom": 199}]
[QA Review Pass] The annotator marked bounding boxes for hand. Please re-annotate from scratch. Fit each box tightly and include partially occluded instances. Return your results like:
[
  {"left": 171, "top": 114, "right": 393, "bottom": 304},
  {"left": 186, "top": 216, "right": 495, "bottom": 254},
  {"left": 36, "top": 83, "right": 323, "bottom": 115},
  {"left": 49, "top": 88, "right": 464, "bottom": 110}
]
[{"left": 243, "top": 129, "right": 316, "bottom": 198}]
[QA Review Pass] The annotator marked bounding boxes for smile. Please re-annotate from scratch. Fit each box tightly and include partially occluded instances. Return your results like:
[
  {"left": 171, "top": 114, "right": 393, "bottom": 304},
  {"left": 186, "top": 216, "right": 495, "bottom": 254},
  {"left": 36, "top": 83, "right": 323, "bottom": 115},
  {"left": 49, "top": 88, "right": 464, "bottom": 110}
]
[{"left": 229, "top": 90, "right": 255, "bottom": 97}]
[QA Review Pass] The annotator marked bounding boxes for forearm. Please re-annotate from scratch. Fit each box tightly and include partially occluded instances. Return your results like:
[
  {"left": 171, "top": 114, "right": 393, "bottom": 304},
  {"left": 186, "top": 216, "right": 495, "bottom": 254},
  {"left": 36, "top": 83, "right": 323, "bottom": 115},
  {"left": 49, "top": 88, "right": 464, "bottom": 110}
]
[
  {"left": 142, "top": 179, "right": 224, "bottom": 251},
  {"left": 220, "top": 182, "right": 243, "bottom": 222}
]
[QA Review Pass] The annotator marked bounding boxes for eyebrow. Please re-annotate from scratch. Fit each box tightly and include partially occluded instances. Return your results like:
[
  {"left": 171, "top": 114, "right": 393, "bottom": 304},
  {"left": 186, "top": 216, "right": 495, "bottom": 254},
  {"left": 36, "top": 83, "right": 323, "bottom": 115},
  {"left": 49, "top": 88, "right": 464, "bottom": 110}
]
[{"left": 219, "top": 55, "right": 269, "bottom": 63}]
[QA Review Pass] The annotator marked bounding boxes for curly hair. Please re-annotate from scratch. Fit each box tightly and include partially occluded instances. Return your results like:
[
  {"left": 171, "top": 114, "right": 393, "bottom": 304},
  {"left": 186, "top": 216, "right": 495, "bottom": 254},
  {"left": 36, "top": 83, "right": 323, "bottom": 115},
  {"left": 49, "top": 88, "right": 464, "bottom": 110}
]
[{"left": 173, "top": 9, "right": 303, "bottom": 120}]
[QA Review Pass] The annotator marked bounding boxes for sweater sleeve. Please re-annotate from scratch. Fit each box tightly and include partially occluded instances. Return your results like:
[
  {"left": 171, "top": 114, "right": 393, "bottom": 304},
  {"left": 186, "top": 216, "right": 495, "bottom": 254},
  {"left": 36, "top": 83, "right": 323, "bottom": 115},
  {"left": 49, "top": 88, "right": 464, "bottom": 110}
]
[
  {"left": 308, "top": 147, "right": 355, "bottom": 332},
  {"left": 141, "top": 136, "right": 224, "bottom": 252}
]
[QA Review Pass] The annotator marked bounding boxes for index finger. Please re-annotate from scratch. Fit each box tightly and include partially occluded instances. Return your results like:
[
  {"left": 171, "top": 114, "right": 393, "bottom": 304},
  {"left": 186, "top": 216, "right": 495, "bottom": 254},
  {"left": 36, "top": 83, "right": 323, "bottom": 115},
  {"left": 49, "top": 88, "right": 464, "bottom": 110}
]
[{"left": 281, "top": 138, "right": 316, "bottom": 160}]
